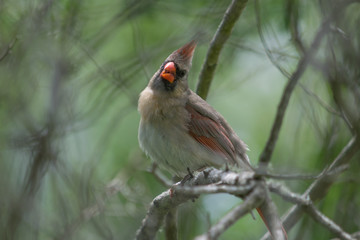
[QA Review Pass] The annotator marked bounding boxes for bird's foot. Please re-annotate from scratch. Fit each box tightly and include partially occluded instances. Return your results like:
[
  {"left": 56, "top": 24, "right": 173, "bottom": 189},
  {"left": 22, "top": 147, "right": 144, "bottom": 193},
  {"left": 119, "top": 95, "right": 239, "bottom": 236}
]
[{"left": 180, "top": 167, "right": 194, "bottom": 186}]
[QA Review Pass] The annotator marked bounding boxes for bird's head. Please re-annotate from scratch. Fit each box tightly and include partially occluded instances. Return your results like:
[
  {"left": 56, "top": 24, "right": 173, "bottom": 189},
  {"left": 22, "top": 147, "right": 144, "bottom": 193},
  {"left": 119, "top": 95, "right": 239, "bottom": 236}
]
[{"left": 149, "top": 41, "right": 196, "bottom": 96}]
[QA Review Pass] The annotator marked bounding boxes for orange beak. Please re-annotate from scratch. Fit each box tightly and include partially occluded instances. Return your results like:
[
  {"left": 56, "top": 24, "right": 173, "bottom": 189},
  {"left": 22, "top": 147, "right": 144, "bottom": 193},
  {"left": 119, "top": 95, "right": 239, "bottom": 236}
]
[{"left": 160, "top": 62, "right": 176, "bottom": 83}]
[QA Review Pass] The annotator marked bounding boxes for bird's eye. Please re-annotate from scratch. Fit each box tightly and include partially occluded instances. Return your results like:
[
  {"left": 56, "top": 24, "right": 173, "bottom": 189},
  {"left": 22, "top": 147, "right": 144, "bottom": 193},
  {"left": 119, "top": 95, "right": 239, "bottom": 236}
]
[{"left": 177, "top": 69, "right": 186, "bottom": 78}]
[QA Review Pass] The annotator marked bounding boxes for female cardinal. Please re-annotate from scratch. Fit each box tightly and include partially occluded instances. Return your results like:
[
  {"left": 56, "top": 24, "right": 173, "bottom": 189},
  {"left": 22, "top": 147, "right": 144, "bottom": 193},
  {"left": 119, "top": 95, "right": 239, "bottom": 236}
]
[
  {"left": 138, "top": 41, "right": 286, "bottom": 239},
  {"left": 138, "top": 41, "right": 252, "bottom": 177}
]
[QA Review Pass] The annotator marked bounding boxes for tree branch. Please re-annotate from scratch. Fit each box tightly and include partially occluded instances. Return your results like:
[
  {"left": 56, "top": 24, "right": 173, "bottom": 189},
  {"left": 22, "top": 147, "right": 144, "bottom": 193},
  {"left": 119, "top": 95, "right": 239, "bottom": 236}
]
[
  {"left": 261, "top": 136, "right": 360, "bottom": 239},
  {"left": 256, "top": 164, "right": 349, "bottom": 181},
  {"left": 305, "top": 205, "right": 354, "bottom": 240},
  {"left": 194, "top": 184, "right": 265, "bottom": 240},
  {"left": 196, "top": 0, "right": 248, "bottom": 99},
  {"left": 268, "top": 182, "right": 355, "bottom": 240},
  {"left": 136, "top": 168, "right": 265, "bottom": 240},
  {"left": 256, "top": 0, "right": 340, "bottom": 168},
  {"left": 135, "top": 189, "right": 186, "bottom": 240},
  {"left": 173, "top": 182, "right": 255, "bottom": 196}
]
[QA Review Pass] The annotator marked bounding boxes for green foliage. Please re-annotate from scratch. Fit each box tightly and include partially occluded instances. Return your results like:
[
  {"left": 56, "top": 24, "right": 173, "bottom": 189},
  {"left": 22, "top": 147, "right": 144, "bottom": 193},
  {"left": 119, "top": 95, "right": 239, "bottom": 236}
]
[{"left": 0, "top": 0, "right": 359, "bottom": 239}]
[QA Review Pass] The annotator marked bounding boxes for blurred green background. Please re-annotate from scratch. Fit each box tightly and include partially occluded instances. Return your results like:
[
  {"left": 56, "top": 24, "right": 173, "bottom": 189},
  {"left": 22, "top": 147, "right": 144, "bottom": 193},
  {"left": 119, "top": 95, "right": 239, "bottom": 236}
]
[{"left": 1, "top": 0, "right": 359, "bottom": 239}]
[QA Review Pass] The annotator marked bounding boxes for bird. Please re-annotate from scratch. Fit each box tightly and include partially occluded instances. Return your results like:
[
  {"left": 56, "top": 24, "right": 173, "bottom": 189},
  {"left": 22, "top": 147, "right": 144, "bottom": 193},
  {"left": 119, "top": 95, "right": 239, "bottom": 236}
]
[
  {"left": 138, "top": 41, "right": 252, "bottom": 177},
  {"left": 138, "top": 41, "right": 286, "bottom": 239}
]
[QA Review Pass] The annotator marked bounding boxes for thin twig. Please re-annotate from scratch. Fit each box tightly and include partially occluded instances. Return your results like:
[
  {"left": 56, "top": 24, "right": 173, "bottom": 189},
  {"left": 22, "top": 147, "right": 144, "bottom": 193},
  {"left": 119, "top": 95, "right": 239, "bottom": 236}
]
[
  {"left": 287, "top": 0, "right": 305, "bottom": 55},
  {"left": 268, "top": 181, "right": 311, "bottom": 206},
  {"left": 148, "top": 163, "right": 173, "bottom": 188},
  {"left": 196, "top": 0, "right": 248, "bottom": 99},
  {"left": 327, "top": 39, "right": 360, "bottom": 135},
  {"left": 231, "top": 36, "right": 343, "bottom": 120},
  {"left": 256, "top": 164, "right": 349, "bottom": 180},
  {"left": 305, "top": 205, "right": 355, "bottom": 240},
  {"left": 0, "top": 38, "right": 17, "bottom": 62},
  {"left": 254, "top": 0, "right": 291, "bottom": 79},
  {"left": 298, "top": 83, "right": 342, "bottom": 117},
  {"left": 250, "top": 2, "right": 343, "bottom": 121}
]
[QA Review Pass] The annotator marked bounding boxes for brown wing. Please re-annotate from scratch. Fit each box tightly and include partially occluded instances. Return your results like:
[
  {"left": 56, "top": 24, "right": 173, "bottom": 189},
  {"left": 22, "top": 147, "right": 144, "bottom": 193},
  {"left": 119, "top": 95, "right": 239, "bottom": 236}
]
[{"left": 185, "top": 103, "right": 238, "bottom": 165}]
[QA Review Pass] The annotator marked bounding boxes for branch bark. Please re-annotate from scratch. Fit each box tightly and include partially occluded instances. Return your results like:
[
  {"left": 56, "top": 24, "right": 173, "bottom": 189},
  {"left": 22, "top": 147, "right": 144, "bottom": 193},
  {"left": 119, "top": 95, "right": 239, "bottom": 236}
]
[
  {"left": 305, "top": 205, "right": 354, "bottom": 240},
  {"left": 196, "top": 0, "right": 248, "bottom": 100},
  {"left": 135, "top": 169, "right": 270, "bottom": 240}
]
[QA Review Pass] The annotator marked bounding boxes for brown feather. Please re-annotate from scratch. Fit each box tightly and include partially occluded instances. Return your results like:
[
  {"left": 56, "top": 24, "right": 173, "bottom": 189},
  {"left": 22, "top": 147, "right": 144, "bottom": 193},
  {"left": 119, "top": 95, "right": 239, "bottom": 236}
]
[
  {"left": 185, "top": 90, "right": 252, "bottom": 170},
  {"left": 185, "top": 103, "right": 238, "bottom": 165}
]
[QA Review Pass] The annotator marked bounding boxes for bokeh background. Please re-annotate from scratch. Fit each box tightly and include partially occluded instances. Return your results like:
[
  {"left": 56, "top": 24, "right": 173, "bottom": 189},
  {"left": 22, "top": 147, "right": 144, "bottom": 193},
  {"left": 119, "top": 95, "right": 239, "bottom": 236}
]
[{"left": 1, "top": 0, "right": 359, "bottom": 239}]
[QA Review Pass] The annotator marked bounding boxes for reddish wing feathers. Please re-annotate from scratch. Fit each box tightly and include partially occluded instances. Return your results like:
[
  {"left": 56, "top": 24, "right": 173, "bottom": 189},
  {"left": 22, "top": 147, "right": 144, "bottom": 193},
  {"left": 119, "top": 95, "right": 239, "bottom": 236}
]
[{"left": 185, "top": 104, "right": 238, "bottom": 165}]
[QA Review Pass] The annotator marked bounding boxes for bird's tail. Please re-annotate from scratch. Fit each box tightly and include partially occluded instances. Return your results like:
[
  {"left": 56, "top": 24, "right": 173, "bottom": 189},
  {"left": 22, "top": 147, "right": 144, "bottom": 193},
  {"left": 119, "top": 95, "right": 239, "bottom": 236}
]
[{"left": 256, "top": 207, "right": 288, "bottom": 239}]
